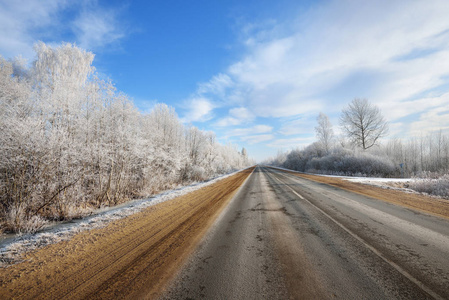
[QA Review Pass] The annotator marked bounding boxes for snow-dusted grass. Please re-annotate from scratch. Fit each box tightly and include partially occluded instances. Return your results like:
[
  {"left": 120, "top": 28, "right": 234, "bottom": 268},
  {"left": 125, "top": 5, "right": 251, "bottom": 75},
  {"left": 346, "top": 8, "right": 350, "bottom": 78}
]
[
  {"left": 408, "top": 175, "right": 449, "bottom": 198},
  {"left": 344, "top": 176, "right": 449, "bottom": 200},
  {"left": 0, "top": 168, "right": 246, "bottom": 267},
  {"left": 4, "top": 206, "right": 48, "bottom": 235},
  {"left": 342, "top": 177, "right": 415, "bottom": 192}
]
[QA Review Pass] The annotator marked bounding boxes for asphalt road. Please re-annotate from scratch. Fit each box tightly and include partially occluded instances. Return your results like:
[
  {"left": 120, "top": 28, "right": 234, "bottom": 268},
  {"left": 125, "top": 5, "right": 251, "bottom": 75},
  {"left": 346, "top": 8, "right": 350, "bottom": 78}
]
[{"left": 161, "top": 166, "right": 449, "bottom": 299}]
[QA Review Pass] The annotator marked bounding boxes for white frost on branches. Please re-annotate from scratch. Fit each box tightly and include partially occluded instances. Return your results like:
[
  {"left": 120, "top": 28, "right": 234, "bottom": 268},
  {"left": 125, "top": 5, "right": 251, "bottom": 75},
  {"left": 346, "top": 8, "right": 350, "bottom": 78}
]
[{"left": 0, "top": 43, "right": 251, "bottom": 233}]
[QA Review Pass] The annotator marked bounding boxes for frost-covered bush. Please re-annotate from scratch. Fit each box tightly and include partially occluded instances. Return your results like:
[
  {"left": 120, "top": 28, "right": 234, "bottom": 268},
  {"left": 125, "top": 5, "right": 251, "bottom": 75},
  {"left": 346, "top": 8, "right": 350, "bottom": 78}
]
[
  {"left": 280, "top": 145, "right": 397, "bottom": 177},
  {"left": 181, "top": 165, "right": 207, "bottom": 182},
  {"left": 409, "top": 174, "right": 449, "bottom": 198},
  {"left": 5, "top": 206, "right": 47, "bottom": 234},
  {"left": 283, "top": 149, "right": 307, "bottom": 171}
]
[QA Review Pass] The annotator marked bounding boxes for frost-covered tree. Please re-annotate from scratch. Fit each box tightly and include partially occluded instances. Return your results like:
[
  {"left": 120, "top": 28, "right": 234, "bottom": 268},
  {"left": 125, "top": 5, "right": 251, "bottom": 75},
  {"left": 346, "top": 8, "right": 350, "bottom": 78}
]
[
  {"left": 0, "top": 42, "right": 251, "bottom": 233},
  {"left": 0, "top": 56, "right": 34, "bottom": 217},
  {"left": 340, "top": 98, "right": 388, "bottom": 150},
  {"left": 241, "top": 147, "right": 248, "bottom": 165},
  {"left": 315, "top": 112, "right": 334, "bottom": 154}
]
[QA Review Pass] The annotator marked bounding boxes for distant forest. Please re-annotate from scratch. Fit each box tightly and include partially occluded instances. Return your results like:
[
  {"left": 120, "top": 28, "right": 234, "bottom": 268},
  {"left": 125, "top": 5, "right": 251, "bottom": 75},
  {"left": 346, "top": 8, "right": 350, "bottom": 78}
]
[{"left": 0, "top": 42, "right": 251, "bottom": 233}]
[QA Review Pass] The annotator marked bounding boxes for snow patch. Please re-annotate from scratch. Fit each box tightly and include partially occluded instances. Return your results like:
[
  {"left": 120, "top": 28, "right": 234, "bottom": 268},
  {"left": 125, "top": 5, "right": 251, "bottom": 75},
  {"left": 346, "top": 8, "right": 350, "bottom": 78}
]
[{"left": 267, "top": 165, "right": 416, "bottom": 193}]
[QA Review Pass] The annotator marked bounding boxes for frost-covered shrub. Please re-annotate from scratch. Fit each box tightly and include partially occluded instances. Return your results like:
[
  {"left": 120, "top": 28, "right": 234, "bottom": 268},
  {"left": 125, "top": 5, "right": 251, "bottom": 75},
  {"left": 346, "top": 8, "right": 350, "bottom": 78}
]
[
  {"left": 414, "top": 171, "right": 444, "bottom": 179},
  {"left": 5, "top": 206, "right": 47, "bottom": 234},
  {"left": 281, "top": 145, "right": 397, "bottom": 177},
  {"left": 180, "top": 165, "right": 208, "bottom": 182},
  {"left": 283, "top": 149, "right": 307, "bottom": 171},
  {"left": 409, "top": 174, "right": 449, "bottom": 198}
]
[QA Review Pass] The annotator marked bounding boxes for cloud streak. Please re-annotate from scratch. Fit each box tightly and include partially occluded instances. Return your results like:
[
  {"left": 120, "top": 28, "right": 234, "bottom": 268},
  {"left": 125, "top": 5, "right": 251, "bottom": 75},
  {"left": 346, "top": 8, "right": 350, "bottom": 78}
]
[
  {"left": 229, "top": 125, "right": 272, "bottom": 137},
  {"left": 72, "top": 5, "right": 125, "bottom": 51},
  {"left": 241, "top": 134, "right": 274, "bottom": 145}
]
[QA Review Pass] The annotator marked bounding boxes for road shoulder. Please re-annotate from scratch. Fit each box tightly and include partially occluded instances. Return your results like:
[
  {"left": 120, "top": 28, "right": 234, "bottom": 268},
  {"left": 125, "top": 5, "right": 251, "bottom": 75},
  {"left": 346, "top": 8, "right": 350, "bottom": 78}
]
[{"left": 272, "top": 168, "right": 449, "bottom": 220}]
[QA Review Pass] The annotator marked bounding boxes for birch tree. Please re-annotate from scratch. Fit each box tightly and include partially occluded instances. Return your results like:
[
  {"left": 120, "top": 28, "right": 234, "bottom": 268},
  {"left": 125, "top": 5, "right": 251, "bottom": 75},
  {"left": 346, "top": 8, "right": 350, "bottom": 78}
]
[{"left": 315, "top": 112, "right": 334, "bottom": 154}]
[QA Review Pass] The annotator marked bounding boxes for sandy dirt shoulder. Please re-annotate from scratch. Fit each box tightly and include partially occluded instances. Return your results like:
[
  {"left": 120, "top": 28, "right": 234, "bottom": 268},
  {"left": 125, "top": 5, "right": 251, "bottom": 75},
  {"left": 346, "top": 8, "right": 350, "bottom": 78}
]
[
  {"left": 0, "top": 168, "right": 254, "bottom": 299},
  {"left": 281, "top": 170, "right": 449, "bottom": 220}
]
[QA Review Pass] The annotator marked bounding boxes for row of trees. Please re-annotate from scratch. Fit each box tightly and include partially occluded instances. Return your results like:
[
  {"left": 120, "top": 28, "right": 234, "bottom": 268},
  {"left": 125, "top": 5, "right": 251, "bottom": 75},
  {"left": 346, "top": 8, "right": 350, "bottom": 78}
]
[
  {"left": 269, "top": 99, "right": 449, "bottom": 178},
  {"left": 0, "top": 42, "right": 251, "bottom": 233}
]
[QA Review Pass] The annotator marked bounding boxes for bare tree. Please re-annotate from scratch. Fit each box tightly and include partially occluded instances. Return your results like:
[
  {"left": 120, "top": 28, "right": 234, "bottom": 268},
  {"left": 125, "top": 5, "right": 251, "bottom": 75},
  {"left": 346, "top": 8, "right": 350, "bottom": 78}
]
[
  {"left": 315, "top": 112, "right": 334, "bottom": 154},
  {"left": 340, "top": 98, "right": 388, "bottom": 150}
]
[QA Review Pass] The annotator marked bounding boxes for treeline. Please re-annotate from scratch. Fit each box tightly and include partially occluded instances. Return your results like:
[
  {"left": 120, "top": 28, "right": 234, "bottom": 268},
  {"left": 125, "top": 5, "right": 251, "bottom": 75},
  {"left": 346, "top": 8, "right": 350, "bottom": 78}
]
[
  {"left": 0, "top": 42, "right": 250, "bottom": 233},
  {"left": 268, "top": 101, "right": 449, "bottom": 179},
  {"left": 272, "top": 133, "right": 449, "bottom": 178}
]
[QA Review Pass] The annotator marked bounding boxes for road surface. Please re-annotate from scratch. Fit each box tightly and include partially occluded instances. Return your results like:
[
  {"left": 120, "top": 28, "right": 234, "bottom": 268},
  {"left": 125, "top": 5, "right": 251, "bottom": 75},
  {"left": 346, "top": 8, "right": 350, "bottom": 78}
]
[{"left": 161, "top": 166, "right": 449, "bottom": 299}]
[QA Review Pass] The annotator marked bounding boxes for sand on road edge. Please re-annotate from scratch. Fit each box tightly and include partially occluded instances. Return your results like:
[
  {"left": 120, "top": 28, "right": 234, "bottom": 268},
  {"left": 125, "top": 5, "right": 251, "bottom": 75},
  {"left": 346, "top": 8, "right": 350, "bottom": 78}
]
[
  {"left": 0, "top": 168, "right": 254, "bottom": 299},
  {"left": 278, "top": 169, "right": 449, "bottom": 220}
]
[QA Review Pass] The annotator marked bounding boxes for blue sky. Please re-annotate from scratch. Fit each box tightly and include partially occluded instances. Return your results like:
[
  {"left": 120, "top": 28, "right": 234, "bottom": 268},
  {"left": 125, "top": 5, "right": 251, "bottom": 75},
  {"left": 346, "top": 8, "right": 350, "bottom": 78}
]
[{"left": 1, "top": 0, "right": 449, "bottom": 161}]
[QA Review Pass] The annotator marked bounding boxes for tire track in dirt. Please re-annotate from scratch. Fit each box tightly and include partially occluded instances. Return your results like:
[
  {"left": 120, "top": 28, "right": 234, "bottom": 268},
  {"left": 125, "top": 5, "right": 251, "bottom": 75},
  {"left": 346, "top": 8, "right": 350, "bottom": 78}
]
[{"left": 0, "top": 168, "right": 254, "bottom": 299}]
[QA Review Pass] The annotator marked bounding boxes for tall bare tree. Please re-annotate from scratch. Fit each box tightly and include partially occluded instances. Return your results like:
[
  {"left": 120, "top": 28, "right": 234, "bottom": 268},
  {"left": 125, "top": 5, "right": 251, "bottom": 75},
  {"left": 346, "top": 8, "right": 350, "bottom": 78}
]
[
  {"left": 340, "top": 98, "right": 388, "bottom": 150},
  {"left": 315, "top": 112, "right": 334, "bottom": 154}
]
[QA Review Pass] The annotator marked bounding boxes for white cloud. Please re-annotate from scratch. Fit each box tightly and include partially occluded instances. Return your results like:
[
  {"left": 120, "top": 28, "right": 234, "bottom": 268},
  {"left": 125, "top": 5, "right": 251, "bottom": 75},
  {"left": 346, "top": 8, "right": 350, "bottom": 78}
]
[
  {"left": 229, "top": 124, "right": 272, "bottom": 137},
  {"left": 240, "top": 134, "right": 274, "bottom": 144},
  {"left": 410, "top": 105, "right": 449, "bottom": 136},
  {"left": 278, "top": 115, "right": 317, "bottom": 136},
  {"left": 181, "top": 97, "right": 215, "bottom": 123},
  {"left": 72, "top": 7, "right": 125, "bottom": 51},
  {"left": 230, "top": 107, "right": 254, "bottom": 120},
  {"left": 380, "top": 90, "right": 449, "bottom": 122},
  {"left": 267, "top": 136, "right": 316, "bottom": 149},
  {"left": 215, "top": 106, "right": 255, "bottom": 127},
  {"left": 197, "top": 73, "right": 233, "bottom": 98},
  {"left": 215, "top": 117, "right": 241, "bottom": 127},
  {"left": 0, "top": 0, "right": 65, "bottom": 58},
  {"left": 224, "top": 124, "right": 274, "bottom": 145},
  {"left": 0, "top": 1, "right": 125, "bottom": 59}
]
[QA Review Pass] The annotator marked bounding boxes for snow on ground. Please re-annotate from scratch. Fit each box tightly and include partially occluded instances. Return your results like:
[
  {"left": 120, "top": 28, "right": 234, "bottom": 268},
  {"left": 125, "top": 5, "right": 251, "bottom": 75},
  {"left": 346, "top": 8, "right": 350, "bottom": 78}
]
[
  {"left": 0, "top": 168, "right": 247, "bottom": 267},
  {"left": 343, "top": 177, "right": 410, "bottom": 183},
  {"left": 267, "top": 165, "right": 415, "bottom": 193},
  {"left": 342, "top": 177, "right": 416, "bottom": 192}
]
